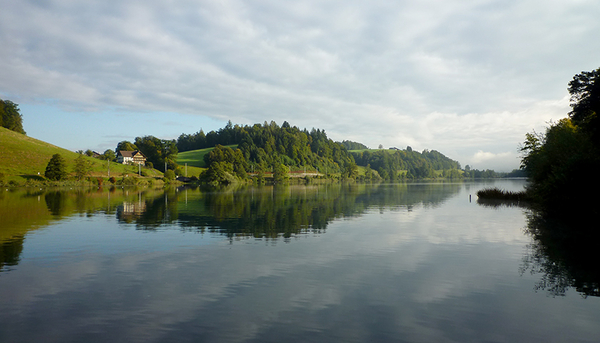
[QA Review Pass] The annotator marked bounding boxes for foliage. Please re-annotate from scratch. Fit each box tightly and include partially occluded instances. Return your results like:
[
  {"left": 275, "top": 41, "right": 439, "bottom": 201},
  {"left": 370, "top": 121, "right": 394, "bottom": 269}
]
[
  {"left": 98, "top": 149, "right": 116, "bottom": 161},
  {"left": 340, "top": 140, "right": 369, "bottom": 150},
  {"left": 0, "top": 99, "right": 25, "bottom": 135},
  {"left": 520, "top": 68, "right": 600, "bottom": 212},
  {"left": 462, "top": 168, "right": 502, "bottom": 179},
  {"left": 164, "top": 169, "right": 176, "bottom": 181},
  {"left": 273, "top": 163, "right": 289, "bottom": 183},
  {"left": 342, "top": 162, "right": 359, "bottom": 179},
  {"left": 119, "top": 175, "right": 138, "bottom": 185},
  {"left": 45, "top": 154, "right": 68, "bottom": 181},
  {"left": 181, "top": 121, "right": 355, "bottom": 184},
  {"left": 568, "top": 67, "right": 600, "bottom": 145},
  {"left": 520, "top": 118, "right": 596, "bottom": 209},
  {"left": 133, "top": 136, "right": 178, "bottom": 172},
  {"left": 351, "top": 148, "right": 461, "bottom": 180},
  {"left": 73, "top": 154, "right": 91, "bottom": 181},
  {"left": 115, "top": 141, "right": 138, "bottom": 153}
]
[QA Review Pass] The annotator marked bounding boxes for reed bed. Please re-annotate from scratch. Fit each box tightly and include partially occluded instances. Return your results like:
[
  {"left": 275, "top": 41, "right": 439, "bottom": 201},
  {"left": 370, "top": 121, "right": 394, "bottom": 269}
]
[{"left": 476, "top": 187, "right": 530, "bottom": 201}]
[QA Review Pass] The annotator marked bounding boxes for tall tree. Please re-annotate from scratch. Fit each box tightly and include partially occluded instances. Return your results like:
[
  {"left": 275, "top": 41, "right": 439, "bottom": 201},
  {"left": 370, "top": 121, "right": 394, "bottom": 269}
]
[
  {"left": 521, "top": 67, "right": 600, "bottom": 212},
  {"left": 568, "top": 68, "right": 600, "bottom": 144},
  {"left": 0, "top": 99, "right": 26, "bottom": 134},
  {"left": 73, "top": 154, "right": 91, "bottom": 181},
  {"left": 115, "top": 141, "right": 138, "bottom": 153},
  {"left": 134, "top": 136, "right": 178, "bottom": 172}
]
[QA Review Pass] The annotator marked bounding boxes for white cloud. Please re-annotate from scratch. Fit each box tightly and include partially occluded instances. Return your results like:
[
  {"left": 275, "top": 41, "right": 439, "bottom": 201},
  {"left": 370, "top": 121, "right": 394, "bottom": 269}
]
[
  {"left": 469, "top": 150, "right": 520, "bottom": 171},
  {"left": 0, "top": 0, "right": 598, "bottom": 170}
]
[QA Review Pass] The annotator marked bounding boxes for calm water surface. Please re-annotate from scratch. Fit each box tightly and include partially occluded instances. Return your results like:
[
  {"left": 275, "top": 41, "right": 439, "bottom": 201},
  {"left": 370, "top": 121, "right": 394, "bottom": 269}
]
[{"left": 1, "top": 180, "right": 599, "bottom": 342}]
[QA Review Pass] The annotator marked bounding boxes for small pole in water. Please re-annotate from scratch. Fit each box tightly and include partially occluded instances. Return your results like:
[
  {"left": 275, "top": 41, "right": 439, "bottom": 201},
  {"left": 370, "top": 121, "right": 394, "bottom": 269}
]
[{"left": 469, "top": 194, "right": 471, "bottom": 202}]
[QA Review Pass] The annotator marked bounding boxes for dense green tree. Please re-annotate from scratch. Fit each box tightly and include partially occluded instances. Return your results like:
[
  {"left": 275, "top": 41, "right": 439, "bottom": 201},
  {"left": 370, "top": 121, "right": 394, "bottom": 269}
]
[
  {"left": 164, "top": 169, "right": 176, "bottom": 181},
  {"left": 520, "top": 67, "right": 600, "bottom": 212},
  {"left": 340, "top": 140, "right": 369, "bottom": 150},
  {"left": 568, "top": 68, "right": 600, "bottom": 145},
  {"left": 45, "top": 154, "right": 68, "bottom": 181},
  {"left": 350, "top": 148, "right": 460, "bottom": 180},
  {"left": 273, "top": 163, "right": 289, "bottom": 183},
  {"left": 180, "top": 121, "right": 354, "bottom": 183},
  {"left": 100, "top": 149, "right": 116, "bottom": 161},
  {"left": 73, "top": 154, "right": 91, "bottom": 181},
  {"left": 134, "top": 136, "right": 178, "bottom": 172},
  {"left": 0, "top": 99, "right": 25, "bottom": 134},
  {"left": 342, "top": 162, "right": 359, "bottom": 179},
  {"left": 115, "top": 141, "right": 138, "bottom": 153},
  {"left": 520, "top": 118, "right": 594, "bottom": 207}
]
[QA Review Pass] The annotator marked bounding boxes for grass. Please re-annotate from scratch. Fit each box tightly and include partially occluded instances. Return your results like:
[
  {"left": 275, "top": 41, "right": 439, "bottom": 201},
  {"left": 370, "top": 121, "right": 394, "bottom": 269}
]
[
  {"left": 0, "top": 127, "right": 163, "bottom": 183},
  {"left": 176, "top": 145, "right": 238, "bottom": 169}
]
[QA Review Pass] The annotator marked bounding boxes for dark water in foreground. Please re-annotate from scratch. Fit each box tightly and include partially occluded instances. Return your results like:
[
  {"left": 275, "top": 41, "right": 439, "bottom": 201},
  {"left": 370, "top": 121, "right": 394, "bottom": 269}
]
[{"left": 1, "top": 180, "right": 599, "bottom": 342}]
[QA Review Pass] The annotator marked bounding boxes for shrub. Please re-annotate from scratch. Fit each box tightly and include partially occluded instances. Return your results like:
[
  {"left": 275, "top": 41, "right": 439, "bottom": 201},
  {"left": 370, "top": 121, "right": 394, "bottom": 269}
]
[
  {"left": 45, "top": 153, "right": 68, "bottom": 181},
  {"left": 476, "top": 188, "right": 529, "bottom": 201},
  {"left": 121, "top": 175, "right": 138, "bottom": 185},
  {"left": 164, "top": 169, "right": 176, "bottom": 181}
]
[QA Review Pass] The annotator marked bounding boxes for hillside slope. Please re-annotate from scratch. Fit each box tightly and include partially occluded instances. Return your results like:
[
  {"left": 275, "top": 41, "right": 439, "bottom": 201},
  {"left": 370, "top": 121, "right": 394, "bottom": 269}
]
[{"left": 0, "top": 127, "right": 161, "bottom": 180}]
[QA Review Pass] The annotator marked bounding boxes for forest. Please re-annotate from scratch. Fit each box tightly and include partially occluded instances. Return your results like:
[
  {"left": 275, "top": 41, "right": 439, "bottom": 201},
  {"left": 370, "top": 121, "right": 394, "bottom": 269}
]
[{"left": 174, "top": 120, "right": 462, "bottom": 183}]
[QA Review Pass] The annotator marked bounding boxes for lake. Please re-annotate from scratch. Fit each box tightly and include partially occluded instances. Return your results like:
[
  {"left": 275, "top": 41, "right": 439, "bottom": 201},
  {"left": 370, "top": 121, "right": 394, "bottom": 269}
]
[{"left": 1, "top": 180, "right": 599, "bottom": 342}]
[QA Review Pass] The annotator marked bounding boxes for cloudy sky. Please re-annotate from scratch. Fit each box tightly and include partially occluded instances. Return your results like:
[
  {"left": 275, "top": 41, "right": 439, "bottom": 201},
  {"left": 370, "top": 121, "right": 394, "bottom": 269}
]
[{"left": 1, "top": 0, "right": 598, "bottom": 171}]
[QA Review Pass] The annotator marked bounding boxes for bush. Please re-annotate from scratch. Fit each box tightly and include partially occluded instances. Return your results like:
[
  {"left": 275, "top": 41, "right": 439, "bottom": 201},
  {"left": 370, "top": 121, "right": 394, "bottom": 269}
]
[
  {"left": 45, "top": 153, "right": 68, "bottom": 181},
  {"left": 164, "top": 169, "right": 176, "bottom": 181}
]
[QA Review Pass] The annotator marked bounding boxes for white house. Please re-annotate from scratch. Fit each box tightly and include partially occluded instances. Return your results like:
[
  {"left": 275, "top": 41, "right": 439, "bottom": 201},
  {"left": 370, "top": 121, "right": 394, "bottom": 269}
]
[{"left": 117, "top": 150, "right": 146, "bottom": 166}]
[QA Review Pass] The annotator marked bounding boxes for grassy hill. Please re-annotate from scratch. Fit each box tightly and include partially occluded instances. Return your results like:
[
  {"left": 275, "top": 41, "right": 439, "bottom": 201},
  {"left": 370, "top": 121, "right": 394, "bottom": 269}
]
[
  {"left": 0, "top": 127, "right": 162, "bottom": 182},
  {"left": 175, "top": 145, "right": 237, "bottom": 177}
]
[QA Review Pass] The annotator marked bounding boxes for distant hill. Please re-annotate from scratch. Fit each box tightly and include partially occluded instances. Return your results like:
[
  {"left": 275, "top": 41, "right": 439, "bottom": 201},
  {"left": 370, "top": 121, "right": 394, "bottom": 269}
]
[
  {"left": 176, "top": 121, "right": 354, "bottom": 177},
  {"left": 174, "top": 121, "right": 464, "bottom": 181},
  {"left": 350, "top": 147, "right": 462, "bottom": 179},
  {"left": 0, "top": 127, "right": 161, "bottom": 181}
]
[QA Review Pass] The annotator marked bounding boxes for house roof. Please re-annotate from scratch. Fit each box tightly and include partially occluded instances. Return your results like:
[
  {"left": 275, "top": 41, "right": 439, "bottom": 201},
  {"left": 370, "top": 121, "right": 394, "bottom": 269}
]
[{"left": 118, "top": 150, "right": 146, "bottom": 158}]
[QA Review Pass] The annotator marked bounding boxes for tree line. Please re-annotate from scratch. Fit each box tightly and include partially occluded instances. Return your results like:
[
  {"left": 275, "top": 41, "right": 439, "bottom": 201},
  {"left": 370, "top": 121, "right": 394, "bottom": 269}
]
[
  {"left": 189, "top": 120, "right": 354, "bottom": 184},
  {"left": 350, "top": 147, "right": 461, "bottom": 180},
  {"left": 520, "top": 67, "right": 600, "bottom": 213},
  {"left": 176, "top": 120, "right": 469, "bottom": 183}
]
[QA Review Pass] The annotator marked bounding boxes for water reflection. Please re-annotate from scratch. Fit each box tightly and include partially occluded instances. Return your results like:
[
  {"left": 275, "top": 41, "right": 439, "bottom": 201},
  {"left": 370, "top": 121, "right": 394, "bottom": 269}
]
[
  {"left": 173, "top": 182, "right": 463, "bottom": 240},
  {"left": 2, "top": 180, "right": 600, "bottom": 342},
  {"left": 0, "top": 183, "right": 463, "bottom": 267},
  {"left": 0, "top": 236, "right": 24, "bottom": 273},
  {"left": 520, "top": 210, "right": 600, "bottom": 297}
]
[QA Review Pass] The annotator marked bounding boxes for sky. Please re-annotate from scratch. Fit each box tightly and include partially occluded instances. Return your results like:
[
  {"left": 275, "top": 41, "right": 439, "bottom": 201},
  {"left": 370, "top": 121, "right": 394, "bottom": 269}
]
[{"left": 1, "top": 0, "right": 599, "bottom": 171}]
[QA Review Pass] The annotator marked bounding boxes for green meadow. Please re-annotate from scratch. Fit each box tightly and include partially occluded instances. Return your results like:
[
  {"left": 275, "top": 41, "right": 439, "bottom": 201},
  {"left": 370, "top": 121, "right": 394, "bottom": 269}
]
[
  {"left": 175, "top": 145, "right": 238, "bottom": 177},
  {"left": 0, "top": 127, "right": 162, "bottom": 183}
]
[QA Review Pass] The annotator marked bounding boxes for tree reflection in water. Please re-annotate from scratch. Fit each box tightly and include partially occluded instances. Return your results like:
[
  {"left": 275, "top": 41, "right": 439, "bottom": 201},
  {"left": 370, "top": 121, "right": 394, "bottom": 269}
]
[
  {"left": 520, "top": 210, "right": 600, "bottom": 297},
  {"left": 0, "top": 236, "right": 24, "bottom": 273}
]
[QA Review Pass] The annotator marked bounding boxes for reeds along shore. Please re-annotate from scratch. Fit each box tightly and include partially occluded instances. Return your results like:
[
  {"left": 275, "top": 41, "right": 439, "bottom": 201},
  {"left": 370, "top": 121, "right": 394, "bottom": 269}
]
[{"left": 476, "top": 187, "right": 530, "bottom": 201}]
